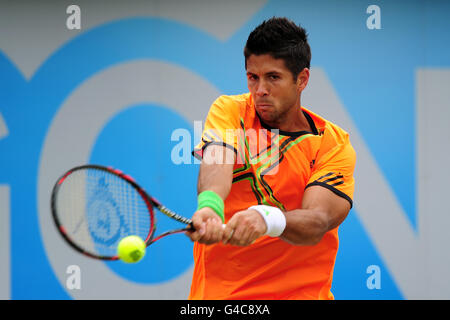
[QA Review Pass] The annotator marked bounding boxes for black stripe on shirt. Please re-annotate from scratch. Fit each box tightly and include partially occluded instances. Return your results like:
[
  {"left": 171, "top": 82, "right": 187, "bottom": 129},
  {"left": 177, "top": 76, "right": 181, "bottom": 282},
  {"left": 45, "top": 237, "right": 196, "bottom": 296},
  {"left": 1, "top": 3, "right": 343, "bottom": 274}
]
[{"left": 305, "top": 181, "right": 353, "bottom": 208}]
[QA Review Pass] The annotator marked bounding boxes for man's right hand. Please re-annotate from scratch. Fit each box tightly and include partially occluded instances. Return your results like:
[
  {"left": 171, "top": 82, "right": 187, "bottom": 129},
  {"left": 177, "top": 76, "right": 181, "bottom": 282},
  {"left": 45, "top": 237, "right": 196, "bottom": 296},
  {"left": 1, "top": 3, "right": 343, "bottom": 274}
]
[{"left": 186, "top": 207, "right": 224, "bottom": 244}]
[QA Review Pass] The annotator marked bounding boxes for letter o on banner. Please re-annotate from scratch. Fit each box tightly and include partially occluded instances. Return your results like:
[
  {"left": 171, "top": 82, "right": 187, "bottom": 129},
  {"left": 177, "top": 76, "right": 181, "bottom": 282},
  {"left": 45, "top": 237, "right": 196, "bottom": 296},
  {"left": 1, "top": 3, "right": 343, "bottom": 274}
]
[{"left": 37, "top": 61, "right": 219, "bottom": 299}]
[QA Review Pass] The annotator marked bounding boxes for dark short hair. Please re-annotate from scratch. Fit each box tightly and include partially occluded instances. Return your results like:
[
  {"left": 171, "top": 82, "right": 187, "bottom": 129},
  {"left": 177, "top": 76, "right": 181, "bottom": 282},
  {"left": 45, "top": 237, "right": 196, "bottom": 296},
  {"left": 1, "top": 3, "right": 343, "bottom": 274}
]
[{"left": 244, "top": 17, "right": 311, "bottom": 80}]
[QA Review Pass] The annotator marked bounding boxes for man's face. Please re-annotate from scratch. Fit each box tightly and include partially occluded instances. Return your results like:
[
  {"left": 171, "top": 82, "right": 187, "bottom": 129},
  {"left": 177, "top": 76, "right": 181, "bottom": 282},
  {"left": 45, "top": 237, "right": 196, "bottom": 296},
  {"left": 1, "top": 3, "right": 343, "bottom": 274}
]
[{"left": 246, "top": 54, "right": 306, "bottom": 127}]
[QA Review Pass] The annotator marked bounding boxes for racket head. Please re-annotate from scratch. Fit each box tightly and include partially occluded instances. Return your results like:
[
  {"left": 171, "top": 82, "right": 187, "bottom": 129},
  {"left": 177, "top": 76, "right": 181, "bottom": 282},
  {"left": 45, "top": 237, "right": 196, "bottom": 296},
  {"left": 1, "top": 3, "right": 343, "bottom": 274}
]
[{"left": 51, "top": 164, "right": 155, "bottom": 260}]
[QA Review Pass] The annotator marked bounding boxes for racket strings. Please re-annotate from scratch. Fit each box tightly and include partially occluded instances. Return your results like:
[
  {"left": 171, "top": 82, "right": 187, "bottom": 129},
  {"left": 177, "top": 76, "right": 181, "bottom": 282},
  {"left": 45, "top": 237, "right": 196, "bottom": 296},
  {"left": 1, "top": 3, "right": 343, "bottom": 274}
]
[{"left": 56, "top": 168, "right": 152, "bottom": 258}]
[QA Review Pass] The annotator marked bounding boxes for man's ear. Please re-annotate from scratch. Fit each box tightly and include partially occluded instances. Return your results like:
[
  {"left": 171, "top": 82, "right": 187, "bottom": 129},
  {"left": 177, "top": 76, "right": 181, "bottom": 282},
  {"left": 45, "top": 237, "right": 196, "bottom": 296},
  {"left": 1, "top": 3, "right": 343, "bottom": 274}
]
[{"left": 297, "top": 67, "right": 310, "bottom": 92}]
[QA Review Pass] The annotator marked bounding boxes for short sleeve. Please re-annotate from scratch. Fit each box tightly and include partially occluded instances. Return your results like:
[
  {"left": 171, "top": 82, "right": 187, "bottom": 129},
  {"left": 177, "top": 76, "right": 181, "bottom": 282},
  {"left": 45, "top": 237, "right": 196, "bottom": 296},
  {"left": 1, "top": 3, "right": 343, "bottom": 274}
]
[
  {"left": 305, "top": 138, "right": 356, "bottom": 208},
  {"left": 192, "top": 95, "right": 241, "bottom": 160}
]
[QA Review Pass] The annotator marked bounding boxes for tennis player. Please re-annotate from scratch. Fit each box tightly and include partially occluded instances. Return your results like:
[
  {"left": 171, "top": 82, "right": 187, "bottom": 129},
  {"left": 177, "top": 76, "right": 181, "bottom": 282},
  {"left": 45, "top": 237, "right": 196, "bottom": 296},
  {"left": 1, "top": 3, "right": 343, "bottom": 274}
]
[{"left": 187, "top": 17, "right": 356, "bottom": 300}]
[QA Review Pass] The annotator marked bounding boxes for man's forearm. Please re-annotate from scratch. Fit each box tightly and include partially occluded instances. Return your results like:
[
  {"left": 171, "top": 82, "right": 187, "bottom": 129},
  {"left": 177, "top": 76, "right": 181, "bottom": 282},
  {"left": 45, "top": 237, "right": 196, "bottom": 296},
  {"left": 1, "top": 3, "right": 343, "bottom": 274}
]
[
  {"left": 197, "top": 145, "right": 235, "bottom": 200},
  {"left": 279, "top": 185, "right": 351, "bottom": 246},
  {"left": 280, "top": 208, "right": 329, "bottom": 246}
]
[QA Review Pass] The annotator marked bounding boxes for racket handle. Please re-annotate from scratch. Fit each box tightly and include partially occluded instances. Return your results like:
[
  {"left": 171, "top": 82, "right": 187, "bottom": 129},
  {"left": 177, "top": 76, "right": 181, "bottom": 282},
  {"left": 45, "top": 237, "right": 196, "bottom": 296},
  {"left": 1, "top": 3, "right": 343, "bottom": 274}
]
[{"left": 187, "top": 223, "right": 227, "bottom": 231}]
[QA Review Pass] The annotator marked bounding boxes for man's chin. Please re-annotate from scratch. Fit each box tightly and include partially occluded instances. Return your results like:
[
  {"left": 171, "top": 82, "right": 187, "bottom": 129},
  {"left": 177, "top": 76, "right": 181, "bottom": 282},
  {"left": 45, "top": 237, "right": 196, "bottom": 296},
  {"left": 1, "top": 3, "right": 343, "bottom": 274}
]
[{"left": 259, "top": 114, "right": 278, "bottom": 127}]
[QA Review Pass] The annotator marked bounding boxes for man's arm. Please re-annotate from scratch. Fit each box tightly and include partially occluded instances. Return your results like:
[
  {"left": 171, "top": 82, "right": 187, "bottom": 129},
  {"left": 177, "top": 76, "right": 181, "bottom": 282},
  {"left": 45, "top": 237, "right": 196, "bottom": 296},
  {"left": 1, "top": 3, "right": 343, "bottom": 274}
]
[
  {"left": 223, "top": 185, "right": 351, "bottom": 246},
  {"left": 197, "top": 144, "right": 234, "bottom": 200},
  {"left": 186, "top": 144, "right": 235, "bottom": 244},
  {"left": 280, "top": 185, "right": 351, "bottom": 245}
]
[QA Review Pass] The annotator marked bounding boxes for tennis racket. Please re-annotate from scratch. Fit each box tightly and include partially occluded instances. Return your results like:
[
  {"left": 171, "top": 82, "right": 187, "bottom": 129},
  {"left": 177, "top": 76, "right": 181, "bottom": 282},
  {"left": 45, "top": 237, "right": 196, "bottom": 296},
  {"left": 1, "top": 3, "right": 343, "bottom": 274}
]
[{"left": 51, "top": 164, "right": 194, "bottom": 260}]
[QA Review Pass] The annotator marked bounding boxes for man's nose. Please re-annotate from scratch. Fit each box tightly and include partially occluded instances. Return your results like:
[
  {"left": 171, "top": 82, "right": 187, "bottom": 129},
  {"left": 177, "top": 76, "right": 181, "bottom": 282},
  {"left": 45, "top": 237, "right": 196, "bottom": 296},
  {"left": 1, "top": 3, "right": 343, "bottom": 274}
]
[{"left": 255, "top": 80, "right": 269, "bottom": 96}]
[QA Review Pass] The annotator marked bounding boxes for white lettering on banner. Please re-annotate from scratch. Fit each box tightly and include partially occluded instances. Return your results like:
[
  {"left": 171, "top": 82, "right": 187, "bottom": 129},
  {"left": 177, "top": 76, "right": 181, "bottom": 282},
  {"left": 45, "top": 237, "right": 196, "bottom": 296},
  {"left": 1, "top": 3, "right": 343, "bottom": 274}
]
[
  {"left": 0, "top": 185, "right": 11, "bottom": 299},
  {"left": 0, "top": 112, "right": 8, "bottom": 139},
  {"left": 0, "top": 113, "right": 10, "bottom": 299},
  {"left": 416, "top": 70, "right": 450, "bottom": 298},
  {"left": 303, "top": 68, "right": 450, "bottom": 299}
]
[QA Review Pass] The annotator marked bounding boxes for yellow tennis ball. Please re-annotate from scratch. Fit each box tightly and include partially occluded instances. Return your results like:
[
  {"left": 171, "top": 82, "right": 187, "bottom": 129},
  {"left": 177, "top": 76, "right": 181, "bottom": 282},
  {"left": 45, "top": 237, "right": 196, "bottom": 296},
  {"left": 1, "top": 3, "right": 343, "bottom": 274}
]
[{"left": 117, "top": 235, "right": 146, "bottom": 263}]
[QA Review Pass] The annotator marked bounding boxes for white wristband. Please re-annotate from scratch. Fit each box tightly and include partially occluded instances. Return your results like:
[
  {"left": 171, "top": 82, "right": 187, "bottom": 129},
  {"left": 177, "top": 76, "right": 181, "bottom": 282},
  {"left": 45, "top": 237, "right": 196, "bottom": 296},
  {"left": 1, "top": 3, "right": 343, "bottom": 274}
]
[{"left": 249, "top": 205, "right": 286, "bottom": 237}]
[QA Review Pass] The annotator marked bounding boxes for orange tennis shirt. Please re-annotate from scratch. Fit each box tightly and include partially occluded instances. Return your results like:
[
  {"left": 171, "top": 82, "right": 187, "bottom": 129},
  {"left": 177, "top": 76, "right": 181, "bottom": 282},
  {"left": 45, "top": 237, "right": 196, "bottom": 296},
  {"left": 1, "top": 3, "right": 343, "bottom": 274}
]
[{"left": 190, "top": 93, "right": 356, "bottom": 300}]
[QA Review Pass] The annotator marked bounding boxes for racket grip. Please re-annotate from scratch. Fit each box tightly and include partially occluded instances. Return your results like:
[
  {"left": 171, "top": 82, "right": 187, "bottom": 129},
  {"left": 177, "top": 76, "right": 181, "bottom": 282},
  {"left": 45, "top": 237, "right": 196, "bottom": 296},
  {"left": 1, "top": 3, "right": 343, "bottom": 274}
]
[{"left": 187, "top": 222, "right": 226, "bottom": 231}]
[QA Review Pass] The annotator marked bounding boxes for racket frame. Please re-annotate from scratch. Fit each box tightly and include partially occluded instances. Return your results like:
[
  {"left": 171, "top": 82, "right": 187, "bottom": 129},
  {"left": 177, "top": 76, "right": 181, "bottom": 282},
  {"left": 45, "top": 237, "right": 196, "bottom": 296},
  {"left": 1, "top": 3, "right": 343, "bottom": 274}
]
[{"left": 50, "top": 164, "right": 192, "bottom": 261}]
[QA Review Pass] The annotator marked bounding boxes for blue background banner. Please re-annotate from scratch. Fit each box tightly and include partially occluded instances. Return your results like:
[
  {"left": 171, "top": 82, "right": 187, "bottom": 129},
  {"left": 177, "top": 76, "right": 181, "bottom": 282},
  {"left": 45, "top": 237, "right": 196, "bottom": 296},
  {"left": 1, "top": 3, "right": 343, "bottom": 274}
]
[{"left": 1, "top": 0, "right": 449, "bottom": 299}]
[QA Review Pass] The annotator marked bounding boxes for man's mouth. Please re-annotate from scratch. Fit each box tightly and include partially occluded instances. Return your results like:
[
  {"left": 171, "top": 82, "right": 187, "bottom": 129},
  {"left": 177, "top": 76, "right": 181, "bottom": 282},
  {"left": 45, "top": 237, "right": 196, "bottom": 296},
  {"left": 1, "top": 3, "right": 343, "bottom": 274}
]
[{"left": 256, "top": 103, "right": 273, "bottom": 110}]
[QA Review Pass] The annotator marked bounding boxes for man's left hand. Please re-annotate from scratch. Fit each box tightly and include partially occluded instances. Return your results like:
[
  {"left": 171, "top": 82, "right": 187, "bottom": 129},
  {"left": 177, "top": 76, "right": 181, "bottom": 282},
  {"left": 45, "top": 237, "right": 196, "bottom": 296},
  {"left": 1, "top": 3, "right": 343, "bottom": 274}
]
[{"left": 222, "top": 209, "right": 267, "bottom": 246}]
